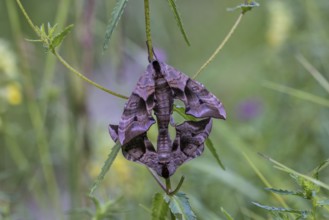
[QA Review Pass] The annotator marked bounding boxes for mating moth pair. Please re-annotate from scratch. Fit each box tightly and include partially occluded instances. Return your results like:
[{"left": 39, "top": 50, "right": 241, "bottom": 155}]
[{"left": 109, "top": 60, "right": 226, "bottom": 178}]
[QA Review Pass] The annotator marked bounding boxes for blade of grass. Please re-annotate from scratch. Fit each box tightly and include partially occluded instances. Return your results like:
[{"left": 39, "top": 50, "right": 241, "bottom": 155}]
[
  {"left": 296, "top": 54, "right": 329, "bottom": 94},
  {"left": 243, "top": 152, "right": 289, "bottom": 208},
  {"left": 167, "top": 0, "right": 190, "bottom": 46},
  {"left": 263, "top": 81, "right": 329, "bottom": 108}
]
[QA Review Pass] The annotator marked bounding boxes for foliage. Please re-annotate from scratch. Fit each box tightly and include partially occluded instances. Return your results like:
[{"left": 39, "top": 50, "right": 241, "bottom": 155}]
[
  {"left": 253, "top": 157, "right": 329, "bottom": 219},
  {"left": 1, "top": 0, "right": 329, "bottom": 219}
]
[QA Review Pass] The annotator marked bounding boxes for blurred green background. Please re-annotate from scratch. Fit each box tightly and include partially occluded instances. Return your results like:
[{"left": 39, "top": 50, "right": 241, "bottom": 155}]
[{"left": 1, "top": 0, "right": 329, "bottom": 219}]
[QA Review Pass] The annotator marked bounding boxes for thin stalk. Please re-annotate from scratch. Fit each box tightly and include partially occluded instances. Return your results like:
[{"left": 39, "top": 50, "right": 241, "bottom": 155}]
[
  {"left": 54, "top": 51, "right": 128, "bottom": 99},
  {"left": 144, "top": 0, "right": 153, "bottom": 61},
  {"left": 165, "top": 178, "right": 172, "bottom": 194},
  {"left": 193, "top": 13, "right": 244, "bottom": 79},
  {"left": 148, "top": 168, "right": 167, "bottom": 192},
  {"left": 169, "top": 176, "right": 185, "bottom": 195}
]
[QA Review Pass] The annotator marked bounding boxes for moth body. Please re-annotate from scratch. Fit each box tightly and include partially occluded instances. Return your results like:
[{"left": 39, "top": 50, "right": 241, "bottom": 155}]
[{"left": 152, "top": 61, "right": 173, "bottom": 164}]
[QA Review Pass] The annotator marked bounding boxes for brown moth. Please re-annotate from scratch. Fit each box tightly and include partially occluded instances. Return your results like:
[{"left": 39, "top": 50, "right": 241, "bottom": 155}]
[{"left": 109, "top": 60, "right": 226, "bottom": 178}]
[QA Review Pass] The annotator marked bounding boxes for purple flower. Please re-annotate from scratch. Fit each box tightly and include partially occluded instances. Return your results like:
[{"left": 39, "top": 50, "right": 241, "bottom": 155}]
[{"left": 236, "top": 98, "right": 263, "bottom": 121}]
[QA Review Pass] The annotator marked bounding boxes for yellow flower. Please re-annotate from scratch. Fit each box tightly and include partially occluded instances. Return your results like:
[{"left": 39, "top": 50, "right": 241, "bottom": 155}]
[
  {"left": 0, "top": 39, "right": 17, "bottom": 77},
  {"left": 6, "top": 83, "right": 22, "bottom": 105}
]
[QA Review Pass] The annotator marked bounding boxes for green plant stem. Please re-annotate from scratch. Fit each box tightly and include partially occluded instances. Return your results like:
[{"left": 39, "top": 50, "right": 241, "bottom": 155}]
[
  {"left": 148, "top": 168, "right": 167, "bottom": 192},
  {"left": 16, "top": 0, "right": 128, "bottom": 100},
  {"left": 169, "top": 176, "right": 185, "bottom": 195},
  {"left": 165, "top": 178, "right": 172, "bottom": 194},
  {"left": 53, "top": 51, "right": 129, "bottom": 99},
  {"left": 144, "top": 0, "right": 153, "bottom": 61},
  {"left": 193, "top": 13, "right": 244, "bottom": 79},
  {"left": 15, "top": 0, "right": 39, "bottom": 33}
]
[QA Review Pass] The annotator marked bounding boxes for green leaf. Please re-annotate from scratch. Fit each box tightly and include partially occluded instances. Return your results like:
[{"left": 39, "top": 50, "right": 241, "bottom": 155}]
[
  {"left": 316, "top": 199, "right": 329, "bottom": 206},
  {"left": 152, "top": 193, "right": 169, "bottom": 220},
  {"left": 205, "top": 138, "right": 225, "bottom": 170},
  {"left": 167, "top": 0, "right": 190, "bottom": 46},
  {"left": 103, "top": 0, "right": 128, "bottom": 51},
  {"left": 252, "top": 202, "right": 310, "bottom": 216},
  {"left": 227, "top": 1, "right": 260, "bottom": 14},
  {"left": 173, "top": 105, "right": 197, "bottom": 121},
  {"left": 47, "top": 23, "right": 58, "bottom": 38},
  {"left": 220, "top": 207, "right": 234, "bottom": 220},
  {"left": 39, "top": 23, "right": 45, "bottom": 34},
  {"left": 50, "top": 24, "right": 74, "bottom": 51},
  {"left": 89, "top": 143, "right": 121, "bottom": 195},
  {"left": 164, "top": 192, "right": 196, "bottom": 220},
  {"left": 265, "top": 188, "right": 304, "bottom": 197}
]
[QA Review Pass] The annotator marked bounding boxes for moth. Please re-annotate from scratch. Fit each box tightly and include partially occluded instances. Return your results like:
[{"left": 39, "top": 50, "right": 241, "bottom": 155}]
[{"left": 109, "top": 60, "right": 226, "bottom": 178}]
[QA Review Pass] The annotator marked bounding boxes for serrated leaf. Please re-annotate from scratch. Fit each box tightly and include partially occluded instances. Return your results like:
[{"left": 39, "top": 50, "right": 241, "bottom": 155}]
[
  {"left": 173, "top": 105, "right": 197, "bottom": 121},
  {"left": 205, "top": 138, "right": 225, "bottom": 170},
  {"left": 167, "top": 0, "right": 190, "bottom": 46},
  {"left": 152, "top": 193, "right": 169, "bottom": 220},
  {"left": 103, "top": 0, "right": 128, "bottom": 51},
  {"left": 265, "top": 188, "right": 304, "bottom": 197},
  {"left": 252, "top": 202, "right": 310, "bottom": 216},
  {"left": 50, "top": 24, "right": 74, "bottom": 51},
  {"left": 89, "top": 143, "right": 121, "bottom": 195},
  {"left": 164, "top": 192, "right": 196, "bottom": 220},
  {"left": 220, "top": 207, "right": 234, "bottom": 220}
]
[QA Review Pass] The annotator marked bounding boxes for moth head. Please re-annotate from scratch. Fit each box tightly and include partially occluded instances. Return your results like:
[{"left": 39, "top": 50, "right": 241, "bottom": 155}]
[{"left": 152, "top": 60, "right": 161, "bottom": 73}]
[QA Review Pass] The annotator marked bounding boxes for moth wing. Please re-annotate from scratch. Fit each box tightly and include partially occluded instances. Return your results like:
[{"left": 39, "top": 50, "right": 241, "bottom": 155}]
[
  {"left": 118, "top": 65, "right": 156, "bottom": 145},
  {"left": 118, "top": 93, "right": 155, "bottom": 145},
  {"left": 133, "top": 63, "right": 156, "bottom": 112},
  {"left": 184, "top": 79, "right": 226, "bottom": 119},
  {"left": 172, "top": 118, "right": 212, "bottom": 165},
  {"left": 160, "top": 62, "right": 226, "bottom": 119}
]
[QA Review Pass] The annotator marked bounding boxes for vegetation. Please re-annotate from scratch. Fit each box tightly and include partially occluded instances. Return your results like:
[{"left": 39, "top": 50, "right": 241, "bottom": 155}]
[{"left": 1, "top": 0, "right": 329, "bottom": 219}]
